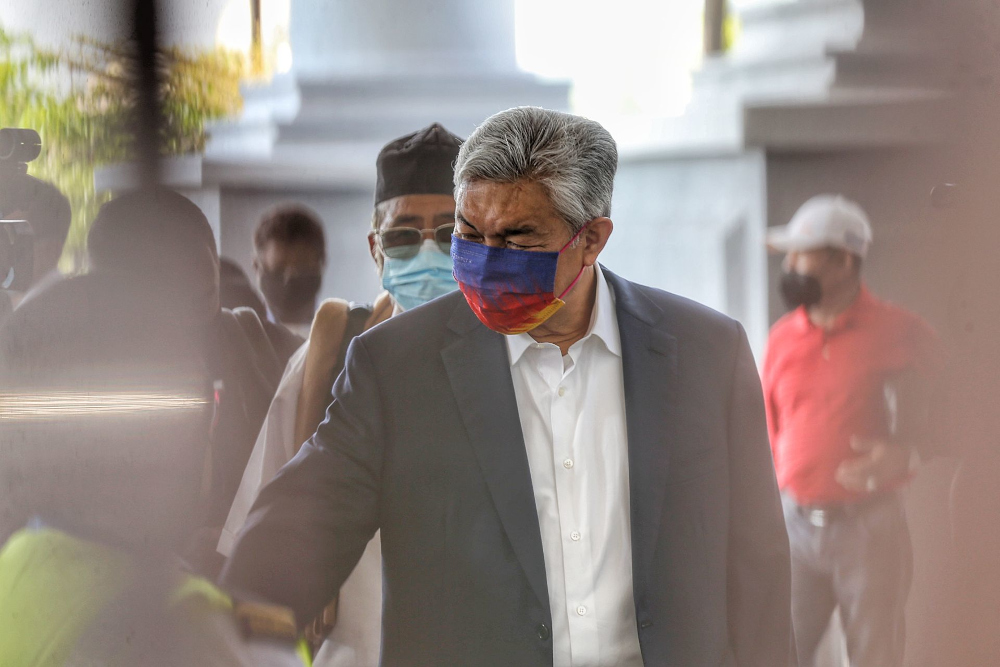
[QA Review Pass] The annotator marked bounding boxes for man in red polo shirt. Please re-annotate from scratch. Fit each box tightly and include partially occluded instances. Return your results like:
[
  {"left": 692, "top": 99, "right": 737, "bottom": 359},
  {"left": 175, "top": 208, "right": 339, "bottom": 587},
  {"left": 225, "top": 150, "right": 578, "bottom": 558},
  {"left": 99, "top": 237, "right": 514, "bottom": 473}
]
[{"left": 763, "top": 195, "right": 941, "bottom": 667}]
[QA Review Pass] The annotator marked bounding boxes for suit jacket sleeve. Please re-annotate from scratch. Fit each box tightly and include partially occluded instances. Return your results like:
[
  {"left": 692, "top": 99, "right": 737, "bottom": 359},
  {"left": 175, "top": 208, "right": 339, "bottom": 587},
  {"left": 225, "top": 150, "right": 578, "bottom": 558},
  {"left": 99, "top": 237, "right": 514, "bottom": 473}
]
[
  {"left": 726, "top": 323, "right": 792, "bottom": 666},
  {"left": 219, "top": 336, "right": 384, "bottom": 626}
]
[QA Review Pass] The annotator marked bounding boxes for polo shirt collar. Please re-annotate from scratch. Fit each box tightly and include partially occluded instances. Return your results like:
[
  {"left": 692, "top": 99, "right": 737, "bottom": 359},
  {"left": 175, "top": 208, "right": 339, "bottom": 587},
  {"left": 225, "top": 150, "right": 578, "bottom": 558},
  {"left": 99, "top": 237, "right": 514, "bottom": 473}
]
[{"left": 794, "top": 283, "right": 873, "bottom": 333}]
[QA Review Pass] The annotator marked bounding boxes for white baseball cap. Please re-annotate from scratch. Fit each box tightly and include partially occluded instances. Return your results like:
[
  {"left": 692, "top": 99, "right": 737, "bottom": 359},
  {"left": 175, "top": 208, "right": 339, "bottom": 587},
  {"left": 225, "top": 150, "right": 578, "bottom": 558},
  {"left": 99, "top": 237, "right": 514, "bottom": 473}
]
[{"left": 767, "top": 194, "right": 873, "bottom": 258}]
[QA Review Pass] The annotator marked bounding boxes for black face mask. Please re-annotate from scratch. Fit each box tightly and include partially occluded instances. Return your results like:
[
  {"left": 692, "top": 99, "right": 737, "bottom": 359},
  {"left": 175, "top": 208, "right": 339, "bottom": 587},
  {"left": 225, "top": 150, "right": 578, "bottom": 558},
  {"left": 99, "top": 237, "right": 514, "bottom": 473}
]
[
  {"left": 780, "top": 271, "right": 822, "bottom": 309},
  {"left": 259, "top": 271, "right": 322, "bottom": 321}
]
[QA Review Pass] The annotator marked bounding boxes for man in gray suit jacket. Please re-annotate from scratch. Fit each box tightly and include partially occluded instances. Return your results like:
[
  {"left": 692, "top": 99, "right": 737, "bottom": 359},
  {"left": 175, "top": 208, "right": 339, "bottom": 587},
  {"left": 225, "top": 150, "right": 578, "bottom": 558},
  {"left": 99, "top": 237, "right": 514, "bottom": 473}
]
[{"left": 222, "top": 107, "right": 791, "bottom": 666}]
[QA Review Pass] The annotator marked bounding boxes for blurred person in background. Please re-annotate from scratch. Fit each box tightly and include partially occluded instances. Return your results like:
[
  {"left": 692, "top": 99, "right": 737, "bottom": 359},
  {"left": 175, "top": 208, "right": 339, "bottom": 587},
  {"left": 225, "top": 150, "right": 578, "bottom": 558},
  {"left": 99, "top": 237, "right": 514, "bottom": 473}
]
[
  {"left": 1, "top": 175, "right": 71, "bottom": 314},
  {"left": 253, "top": 204, "right": 327, "bottom": 338},
  {"left": 763, "top": 195, "right": 943, "bottom": 667},
  {"left": 18, "top": 177, "right": 72, "bottom": 292},
  {"left": 219, "top": 122, "right": 462, "bottom": 665},
  {"left": 85, "top": 189, "right": 302, "bottom": 575},
  {"left": 0, "top": 264, "right": 306, "bottom": 666},
  {"left": 219, "top": 256, "right": 268, "bottom": 320},
  {"left": 222, "top": 107, "right": 791, "bottom": 666}
]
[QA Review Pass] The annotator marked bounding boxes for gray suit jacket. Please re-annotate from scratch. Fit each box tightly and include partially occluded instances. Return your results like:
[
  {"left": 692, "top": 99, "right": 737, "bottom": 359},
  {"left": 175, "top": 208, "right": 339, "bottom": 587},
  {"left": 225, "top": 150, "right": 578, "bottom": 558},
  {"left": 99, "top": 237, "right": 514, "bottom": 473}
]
[{"left": 221, "top": 268, "right": 791, "bottom": 666}]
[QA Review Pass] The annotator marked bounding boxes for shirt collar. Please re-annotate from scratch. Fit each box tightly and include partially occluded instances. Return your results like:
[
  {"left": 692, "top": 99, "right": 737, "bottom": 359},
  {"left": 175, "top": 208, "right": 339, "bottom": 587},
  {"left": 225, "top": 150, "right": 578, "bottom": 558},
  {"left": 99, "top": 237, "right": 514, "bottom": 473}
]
[
  {"left": 506, "top": 264, "right": 621, "bottom": 366},
  {"left": 794, "top": 283, "right": 873, "bottom": 334}
]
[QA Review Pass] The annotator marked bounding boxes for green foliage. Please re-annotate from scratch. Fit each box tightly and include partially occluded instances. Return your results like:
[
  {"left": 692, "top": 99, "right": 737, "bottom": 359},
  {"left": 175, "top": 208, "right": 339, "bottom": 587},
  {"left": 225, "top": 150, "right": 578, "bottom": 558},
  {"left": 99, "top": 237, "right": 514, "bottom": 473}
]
[
  {"left": 723, "top": 11, "right": 741, "bottom": 53},
  {"left": 0, "top": 25, "right": 244, "bottom": 268}
]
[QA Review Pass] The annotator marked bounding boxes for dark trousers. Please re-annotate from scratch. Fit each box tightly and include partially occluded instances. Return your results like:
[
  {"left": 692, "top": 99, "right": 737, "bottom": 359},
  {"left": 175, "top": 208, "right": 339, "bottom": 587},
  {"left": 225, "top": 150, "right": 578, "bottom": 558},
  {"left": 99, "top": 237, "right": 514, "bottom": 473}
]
[{"left": 782, "top": 493, "right": 912, "bottom": 667}]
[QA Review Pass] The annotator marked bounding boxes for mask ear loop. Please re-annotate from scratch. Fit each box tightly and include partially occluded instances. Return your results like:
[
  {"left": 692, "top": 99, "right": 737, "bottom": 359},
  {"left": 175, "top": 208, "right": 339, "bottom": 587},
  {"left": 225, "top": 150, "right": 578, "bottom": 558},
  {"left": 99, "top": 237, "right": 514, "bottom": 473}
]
[
  {"left": 558, "top": 222, "right": 589, "bottom": 252},
  {"left": 556, "top": 222, "right": 590, "bottom": 300}
]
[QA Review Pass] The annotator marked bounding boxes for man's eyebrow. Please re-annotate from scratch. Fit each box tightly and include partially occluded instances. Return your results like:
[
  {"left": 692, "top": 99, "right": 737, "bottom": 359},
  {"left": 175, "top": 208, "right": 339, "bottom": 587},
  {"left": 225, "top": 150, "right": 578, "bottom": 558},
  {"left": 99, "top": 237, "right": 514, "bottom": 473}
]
[
  {"left": 455, "top": 215, "right": 539, "bottom": 238},
  {"left": 387, "top": 214, "right": 421, "bottom": 227},
  {"left": 455, "top": 213, "right": 480, "bottom": 233},
  {"left": 499, "top": 224, "right": 537, "bottom": 238}
]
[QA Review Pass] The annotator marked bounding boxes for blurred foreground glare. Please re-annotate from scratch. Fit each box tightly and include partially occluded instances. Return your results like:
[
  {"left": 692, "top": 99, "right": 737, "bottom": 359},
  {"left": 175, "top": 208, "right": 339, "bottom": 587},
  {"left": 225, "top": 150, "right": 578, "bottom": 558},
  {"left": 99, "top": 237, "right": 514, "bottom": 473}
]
[{"left": 0, "top": 391, "right": 209, "bottom": 420}]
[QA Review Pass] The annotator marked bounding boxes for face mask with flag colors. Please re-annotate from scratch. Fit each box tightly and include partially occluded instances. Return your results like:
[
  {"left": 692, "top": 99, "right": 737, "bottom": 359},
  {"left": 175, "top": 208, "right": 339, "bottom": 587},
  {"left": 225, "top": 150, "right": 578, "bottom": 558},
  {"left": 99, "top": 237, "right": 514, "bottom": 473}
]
[{"left": 450, "top": 225, "right": 587, "bottom": 335}]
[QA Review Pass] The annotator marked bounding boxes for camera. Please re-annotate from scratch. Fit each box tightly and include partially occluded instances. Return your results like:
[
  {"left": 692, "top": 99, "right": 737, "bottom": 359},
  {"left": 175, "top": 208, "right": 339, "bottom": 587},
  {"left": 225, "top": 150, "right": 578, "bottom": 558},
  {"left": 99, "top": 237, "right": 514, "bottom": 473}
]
[{"left": 0, "top": 128, "right": 41, "bottom": 292}]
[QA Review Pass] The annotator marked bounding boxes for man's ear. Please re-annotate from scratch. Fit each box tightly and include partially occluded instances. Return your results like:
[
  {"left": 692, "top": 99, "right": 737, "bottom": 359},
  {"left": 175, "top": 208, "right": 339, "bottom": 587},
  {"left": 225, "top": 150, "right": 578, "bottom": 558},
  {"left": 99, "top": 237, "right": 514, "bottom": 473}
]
[
  {"left": 582, "top": 217, "right": 613, "bottom": 267},
  {"left": 835, "top": 249, "right": 856, "bottom": 274},
  {"left": 368, "top": 232, "right": 384, "bottom": 272},
  {"left": 849, "top": 252, "right": 863, "bottom": 276}
]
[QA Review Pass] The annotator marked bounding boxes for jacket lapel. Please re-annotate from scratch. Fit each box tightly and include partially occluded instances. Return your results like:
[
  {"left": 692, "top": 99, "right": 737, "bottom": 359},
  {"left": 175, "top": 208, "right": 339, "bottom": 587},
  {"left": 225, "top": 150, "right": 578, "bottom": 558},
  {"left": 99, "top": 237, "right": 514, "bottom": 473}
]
[
  {"left": 438, "top": 270, "right": 676, "bottom": 614},
  {"left": 603, "top": 268, "right": 678, "bottom": 593},
  {"left": 440, "top": 301, "right": 551, "bottom": 615}
]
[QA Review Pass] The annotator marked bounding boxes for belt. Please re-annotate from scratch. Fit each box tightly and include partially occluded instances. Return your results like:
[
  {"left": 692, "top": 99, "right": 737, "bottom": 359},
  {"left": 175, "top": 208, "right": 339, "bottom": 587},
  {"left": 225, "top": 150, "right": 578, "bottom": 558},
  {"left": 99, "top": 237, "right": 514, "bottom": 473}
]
[{"left": 790, "top": 492, "right": 898, "bottom": 528}]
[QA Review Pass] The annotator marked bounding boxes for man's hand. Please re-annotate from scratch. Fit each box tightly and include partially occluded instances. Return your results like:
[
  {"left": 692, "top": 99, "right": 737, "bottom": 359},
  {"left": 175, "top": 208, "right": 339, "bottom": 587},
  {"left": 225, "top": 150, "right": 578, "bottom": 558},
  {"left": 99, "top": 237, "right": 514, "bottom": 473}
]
[
  {"left": 304, "top": 597, "right": 338, "bottom": 655},
  {"left": 835, "top": 436, "right": 913, "bottom": 494}
]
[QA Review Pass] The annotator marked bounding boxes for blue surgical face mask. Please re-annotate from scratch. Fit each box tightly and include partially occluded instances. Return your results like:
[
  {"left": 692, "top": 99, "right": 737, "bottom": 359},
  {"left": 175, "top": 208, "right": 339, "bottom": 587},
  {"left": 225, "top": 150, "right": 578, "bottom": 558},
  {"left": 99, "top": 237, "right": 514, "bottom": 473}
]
[{"left": 381, "top": 240, "right": 459, "bottom": 311}]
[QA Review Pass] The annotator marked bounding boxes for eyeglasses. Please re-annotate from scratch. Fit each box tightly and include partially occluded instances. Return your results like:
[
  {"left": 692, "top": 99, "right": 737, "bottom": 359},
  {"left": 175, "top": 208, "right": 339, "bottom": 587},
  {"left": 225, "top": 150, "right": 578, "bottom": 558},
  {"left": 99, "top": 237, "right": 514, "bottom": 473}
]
[{"left": 377, "top": 223, "right": 455, "bottom": 259}]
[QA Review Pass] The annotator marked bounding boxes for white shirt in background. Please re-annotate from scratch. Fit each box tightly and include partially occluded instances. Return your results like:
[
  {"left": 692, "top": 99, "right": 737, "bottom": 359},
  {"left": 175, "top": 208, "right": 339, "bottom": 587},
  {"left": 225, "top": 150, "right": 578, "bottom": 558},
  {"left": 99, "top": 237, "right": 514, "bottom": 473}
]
[
  {"left": 505, "top": 265, "right": 643, "bottom": 667},
  {"left": 285, "top": 321, "right": 312, "bottom": 339},
  {"left": 218, "top": 341, "right": 383, "bottom": 667}
]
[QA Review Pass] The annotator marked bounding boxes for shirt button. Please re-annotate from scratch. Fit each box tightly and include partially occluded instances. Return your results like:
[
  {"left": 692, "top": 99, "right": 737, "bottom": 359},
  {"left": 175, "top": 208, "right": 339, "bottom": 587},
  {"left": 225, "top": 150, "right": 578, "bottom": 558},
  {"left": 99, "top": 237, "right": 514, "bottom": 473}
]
[
  {"left": 570, "top": 531, "right": 581, "bottom": 541},
  {"left": 558, "top": 386, "right": 566, "bottom": 397},
  {"left": 563, "top": 458, "right": 574, "bottom": 469},
  {"left": 576, "top": 605, "right": 587, "bottom": 616}
]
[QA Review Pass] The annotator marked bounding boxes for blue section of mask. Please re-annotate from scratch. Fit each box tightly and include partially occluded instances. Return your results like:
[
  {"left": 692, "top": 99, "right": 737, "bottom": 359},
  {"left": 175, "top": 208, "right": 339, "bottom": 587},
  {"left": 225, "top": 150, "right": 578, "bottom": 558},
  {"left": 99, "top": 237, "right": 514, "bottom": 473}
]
[
  {"left": 381, "top": 240, "right": 459, "bottom": 311},
  {"left": 450, "top": 235, "right": 560, "bottom": 295}
]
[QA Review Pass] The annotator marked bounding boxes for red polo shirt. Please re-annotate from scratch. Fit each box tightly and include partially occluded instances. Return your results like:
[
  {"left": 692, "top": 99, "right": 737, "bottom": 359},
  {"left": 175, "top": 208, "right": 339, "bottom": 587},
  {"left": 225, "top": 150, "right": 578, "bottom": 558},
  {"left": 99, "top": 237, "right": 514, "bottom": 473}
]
[{"left": 762, "top": 285, "right": 940, "bottom": 506}]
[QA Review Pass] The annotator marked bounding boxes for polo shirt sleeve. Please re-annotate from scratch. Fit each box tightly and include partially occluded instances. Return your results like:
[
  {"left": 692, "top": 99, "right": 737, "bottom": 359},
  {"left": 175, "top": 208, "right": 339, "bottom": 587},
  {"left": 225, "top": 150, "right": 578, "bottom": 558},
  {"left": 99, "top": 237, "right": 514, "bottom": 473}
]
[{"left": 760, "top": 330, "right": 782, "bottom": 461}]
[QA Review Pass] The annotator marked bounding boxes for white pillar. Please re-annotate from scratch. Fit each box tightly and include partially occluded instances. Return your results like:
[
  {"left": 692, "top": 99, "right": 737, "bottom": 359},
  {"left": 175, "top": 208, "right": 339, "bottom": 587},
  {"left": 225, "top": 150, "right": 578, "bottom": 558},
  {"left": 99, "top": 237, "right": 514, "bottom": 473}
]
[{"left": 289, "top": 0, "right": 518, "bottom": 78}]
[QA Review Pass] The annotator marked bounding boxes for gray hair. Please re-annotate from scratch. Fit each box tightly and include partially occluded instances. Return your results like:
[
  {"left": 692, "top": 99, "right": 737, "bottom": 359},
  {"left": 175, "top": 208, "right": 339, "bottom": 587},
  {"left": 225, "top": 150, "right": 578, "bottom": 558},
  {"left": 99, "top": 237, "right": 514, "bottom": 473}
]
[
  {"left": 370, "top": 201, "right": 391, "bottom": 272},
  {"left": 371, "top": 200, "right": 390, "bottom": 232},
  {"left": 454, "top": 107, "right": 618, "bottom": 234}
]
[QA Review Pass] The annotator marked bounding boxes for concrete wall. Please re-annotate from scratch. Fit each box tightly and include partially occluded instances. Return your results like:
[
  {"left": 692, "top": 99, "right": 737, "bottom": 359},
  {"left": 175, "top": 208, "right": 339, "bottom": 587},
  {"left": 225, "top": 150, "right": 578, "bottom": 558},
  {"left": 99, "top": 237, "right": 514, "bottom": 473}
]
[
  {"left": 290, "top": 0, "right": 516, "bottom": 77},
  {"left": 219, "top": 187, "right": 382, "bottom": 306},
  {"left": 608, "top": 150, "right": 770, "bottom": 357}
]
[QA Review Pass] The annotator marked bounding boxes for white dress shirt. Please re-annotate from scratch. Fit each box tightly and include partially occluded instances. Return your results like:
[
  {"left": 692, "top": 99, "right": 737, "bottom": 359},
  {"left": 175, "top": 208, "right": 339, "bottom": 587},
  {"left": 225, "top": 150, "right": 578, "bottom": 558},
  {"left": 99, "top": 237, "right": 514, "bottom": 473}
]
[
  {"left": 219, "top": 341, "right": 383, "bottom": 667},
  {"left": 506, "top": 265, "right": 644, "bottom": 667}
]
